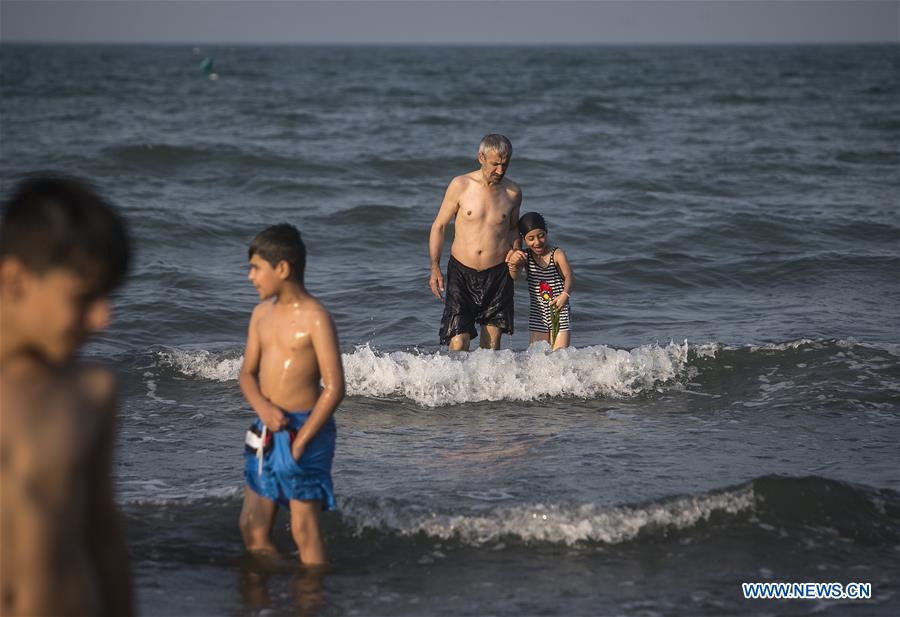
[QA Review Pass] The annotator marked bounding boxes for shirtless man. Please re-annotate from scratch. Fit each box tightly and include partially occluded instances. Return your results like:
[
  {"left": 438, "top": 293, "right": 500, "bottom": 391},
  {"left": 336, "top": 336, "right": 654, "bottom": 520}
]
[
  {"left": 429, "top": 134, "right": 523, "bottom": 351},
  {"left": 0, "top": 176, "right": 133, "bottom": 616},
  {"left": 238, "top": 224, "right": 344, "bottom": 566}
]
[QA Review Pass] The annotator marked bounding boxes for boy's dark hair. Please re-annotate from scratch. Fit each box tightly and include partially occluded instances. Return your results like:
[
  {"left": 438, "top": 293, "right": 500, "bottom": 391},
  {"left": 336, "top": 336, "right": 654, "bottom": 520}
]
[
  {"left": 0, "top": 174, "right": 131, "bottom": 295},
  {"left": 249, "top": 224, "right": 306, "bottom": 284},
  {"left": 518, "top": 212, "right": 547, "bottom": 236}
]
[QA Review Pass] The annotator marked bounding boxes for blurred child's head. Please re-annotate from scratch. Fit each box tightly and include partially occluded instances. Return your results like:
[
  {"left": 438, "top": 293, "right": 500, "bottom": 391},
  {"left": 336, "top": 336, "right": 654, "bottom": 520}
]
[
  {"left": 0, "top": 175, "right": 131, "bottom": 362},
  {"left": 518, "top": 212, "right": 549, "bottom": 256},
  {"left": 248, "top": 224, "right": 306, "bottom": 298}
]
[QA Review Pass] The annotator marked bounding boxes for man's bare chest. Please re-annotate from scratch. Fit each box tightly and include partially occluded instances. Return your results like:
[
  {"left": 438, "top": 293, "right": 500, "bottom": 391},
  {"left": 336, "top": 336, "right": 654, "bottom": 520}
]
[{"left": 456, "top": 195, "right": 514, "bottom": 227}]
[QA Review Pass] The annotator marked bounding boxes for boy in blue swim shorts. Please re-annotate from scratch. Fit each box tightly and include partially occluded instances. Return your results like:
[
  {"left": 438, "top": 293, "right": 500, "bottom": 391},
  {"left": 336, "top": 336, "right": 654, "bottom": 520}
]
[{"left": 238, "top": 224, "right": 345, "bottom": 565}]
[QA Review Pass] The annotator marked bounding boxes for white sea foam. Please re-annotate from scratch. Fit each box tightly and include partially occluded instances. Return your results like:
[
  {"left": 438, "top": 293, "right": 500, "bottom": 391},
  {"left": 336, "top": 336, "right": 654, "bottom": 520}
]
[
  {"left": 157, "top": 348, "right": 243, "bottom": 382},
  {"left": 748, "top": 339, "right": 820, "bottom": 352},
  {"left": 157, "top": 337, "right": 894, "bottom": 407},
  {"left": 705, "top": 338, "right": 900, "bottom": 359},
  {"left": 158, "top": 342, "right": 690, "bottom": 406},
  {"left": 121, "top": 480, "right": 241, "bottom": 505},
  {"left": 142, "top": 371, "right": 176, "bottom": 404},
  {"left": 837, "top": 339, "right": 900, "bottom": 358},
  {"left": 693, "top": 342, "right": 721, "bottom": 359},
  {"left": 342, "top": 342, "right": 689, "bottom": 406},
  {"left": 121, "top": 480, "right": 757, "bottom": 546},
  {"left": 339, "top": 484, "right": 756, "bottom": 546}
]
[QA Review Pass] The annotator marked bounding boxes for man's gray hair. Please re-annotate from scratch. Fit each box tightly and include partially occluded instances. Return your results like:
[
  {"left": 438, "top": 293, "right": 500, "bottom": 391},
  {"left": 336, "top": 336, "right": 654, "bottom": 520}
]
[{"left": 478, "top": 134, "right": 513, "bottom": 160}]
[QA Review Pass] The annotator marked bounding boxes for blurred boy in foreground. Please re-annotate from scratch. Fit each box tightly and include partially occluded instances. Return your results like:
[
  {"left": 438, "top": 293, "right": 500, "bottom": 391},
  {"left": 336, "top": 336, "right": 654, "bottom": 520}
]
[{"left": 0, "top": 176, "right": 133, "bottom": 616}]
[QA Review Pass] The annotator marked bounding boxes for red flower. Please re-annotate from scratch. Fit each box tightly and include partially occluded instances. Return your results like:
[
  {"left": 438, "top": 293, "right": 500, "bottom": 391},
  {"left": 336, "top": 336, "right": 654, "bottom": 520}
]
[{"left": 539, "top": 280, "right": 553, "bottom": 302}]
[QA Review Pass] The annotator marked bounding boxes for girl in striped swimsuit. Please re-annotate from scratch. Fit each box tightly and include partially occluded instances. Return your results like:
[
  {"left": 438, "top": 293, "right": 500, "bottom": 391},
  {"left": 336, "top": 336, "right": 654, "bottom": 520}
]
[{"left": 507, "top": 212, "right": 574, "bottom": 350}]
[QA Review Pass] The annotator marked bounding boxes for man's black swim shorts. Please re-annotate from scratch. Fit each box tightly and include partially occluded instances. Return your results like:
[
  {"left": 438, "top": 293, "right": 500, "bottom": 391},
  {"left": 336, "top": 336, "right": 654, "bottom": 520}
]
[{"left": 439, "top": 255, "right": 514, "bottom": 345}]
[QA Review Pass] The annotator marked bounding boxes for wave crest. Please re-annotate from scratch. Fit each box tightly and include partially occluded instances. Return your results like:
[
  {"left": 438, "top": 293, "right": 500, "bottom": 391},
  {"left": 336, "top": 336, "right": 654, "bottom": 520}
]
[
  {"left": 155, "top": 343, "right": 688, "bottom": 406},
  {"left": 339, "top": 484, "right": 755, "bottom": 546},
  {"left": 157, "top": 348, "right": 242, "bottom": 382},
  {"left": 153, "top": 338, "right": 898, "bottom": 407},
  {"left": 343, "top": 342, "right": 689, "bottom": 406},
  {"left": 120, "top": 476, "right": 900, "bottom": 548}
]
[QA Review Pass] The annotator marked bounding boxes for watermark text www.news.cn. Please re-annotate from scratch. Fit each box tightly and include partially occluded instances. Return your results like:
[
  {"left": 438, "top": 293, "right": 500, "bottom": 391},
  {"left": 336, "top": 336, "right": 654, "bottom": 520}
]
[{"left": 742, "top": 582, "right": 872, "bottom": 600}]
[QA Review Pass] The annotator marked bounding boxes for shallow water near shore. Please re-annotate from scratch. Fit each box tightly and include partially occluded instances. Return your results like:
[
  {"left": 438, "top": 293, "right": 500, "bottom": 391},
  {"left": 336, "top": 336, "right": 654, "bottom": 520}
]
[{"left": 2, "top": 44, "right": 899, "bottom": 616}]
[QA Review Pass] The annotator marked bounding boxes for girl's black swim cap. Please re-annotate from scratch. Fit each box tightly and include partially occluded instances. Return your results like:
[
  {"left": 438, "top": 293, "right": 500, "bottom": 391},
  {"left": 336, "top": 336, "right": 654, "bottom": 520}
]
[{"left": 518, "top": 212, "right": 547, "bottom": 236}]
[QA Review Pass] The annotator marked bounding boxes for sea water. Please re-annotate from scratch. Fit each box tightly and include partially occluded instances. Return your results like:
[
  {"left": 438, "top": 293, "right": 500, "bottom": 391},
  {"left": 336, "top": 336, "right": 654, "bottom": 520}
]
[{"left": 1, "top": 44, "right": 898, "bottom": 616}]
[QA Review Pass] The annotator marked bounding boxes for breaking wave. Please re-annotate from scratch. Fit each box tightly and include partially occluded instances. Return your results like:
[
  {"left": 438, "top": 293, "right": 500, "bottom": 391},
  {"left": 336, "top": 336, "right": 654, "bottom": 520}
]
[
  {"left": 156, "top": 342, "right": 690, "bottom": 406},
  {"left": 122, "top": 475, "right": 900, "bottom": 548}
]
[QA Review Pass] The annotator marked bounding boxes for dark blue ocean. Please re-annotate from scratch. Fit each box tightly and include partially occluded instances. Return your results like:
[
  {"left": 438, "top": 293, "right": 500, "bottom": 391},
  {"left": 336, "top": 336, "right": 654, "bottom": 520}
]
[{"left": 1, "top": 44, "right": 899, "bottom": 616}]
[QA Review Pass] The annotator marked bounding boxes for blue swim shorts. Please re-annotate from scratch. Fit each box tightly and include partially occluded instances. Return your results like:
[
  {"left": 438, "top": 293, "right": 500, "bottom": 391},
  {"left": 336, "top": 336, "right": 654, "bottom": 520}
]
[{"left": 243, "top": 411, "right": 337, "bottom": 511}]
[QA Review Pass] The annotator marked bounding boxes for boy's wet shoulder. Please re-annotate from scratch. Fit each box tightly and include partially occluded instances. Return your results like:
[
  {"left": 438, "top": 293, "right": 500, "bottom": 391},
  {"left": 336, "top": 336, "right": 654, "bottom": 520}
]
[
  {"left": 250, "top": 298, "right": 277, "bottom": 322},
  {"left": 255, "top": 295, "right": 333, "bottom": 329}
]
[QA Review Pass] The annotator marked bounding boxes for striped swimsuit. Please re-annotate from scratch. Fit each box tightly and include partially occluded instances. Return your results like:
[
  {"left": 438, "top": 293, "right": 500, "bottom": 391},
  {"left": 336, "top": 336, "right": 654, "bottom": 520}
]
[{"left": 526, "top": 248, "right": 571, "bottom": 333}]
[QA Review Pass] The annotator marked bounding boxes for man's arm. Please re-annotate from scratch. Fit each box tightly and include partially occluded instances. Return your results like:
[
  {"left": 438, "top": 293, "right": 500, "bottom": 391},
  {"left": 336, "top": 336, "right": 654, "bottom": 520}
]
[
  {"left": 507, "top": 259, "right": 522, "bottom": 280},
  {"left": 85, "top": 371, "right": 133, "bottom": 617},
  {"left": 505, "top": 184, "right": 523, "bottom": 260},
  {"left": 428, "top": 177, "right": 463, "bottom": 300},
  {"left": 506, "top": 248, "right": 526, "bottom": 280},
  {"left": 292, "top": 308, "right": 345, "bottom": 460},
  {"left": 239, "top": 305, "right": 286, "bottom": 431}
]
